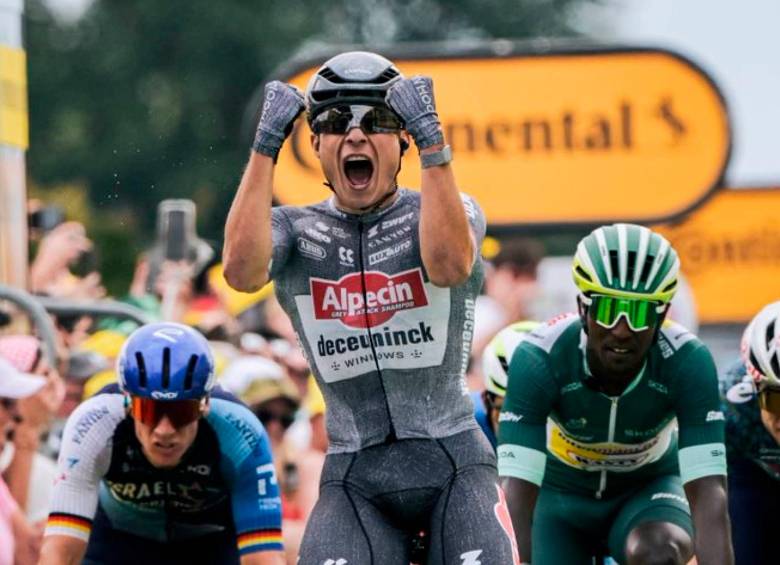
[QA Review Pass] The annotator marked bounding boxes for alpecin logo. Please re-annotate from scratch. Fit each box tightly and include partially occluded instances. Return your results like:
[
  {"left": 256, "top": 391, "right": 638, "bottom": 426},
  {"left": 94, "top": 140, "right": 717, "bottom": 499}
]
[{"left": 310, "top": 268, "right": 428, "bottom": 328}]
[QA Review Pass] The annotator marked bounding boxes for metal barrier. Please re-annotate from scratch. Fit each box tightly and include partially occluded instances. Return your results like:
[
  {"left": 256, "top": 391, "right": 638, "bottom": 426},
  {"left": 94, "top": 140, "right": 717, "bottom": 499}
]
[{"left": 0, "top": 284, "right": 152, "bottom": 365}]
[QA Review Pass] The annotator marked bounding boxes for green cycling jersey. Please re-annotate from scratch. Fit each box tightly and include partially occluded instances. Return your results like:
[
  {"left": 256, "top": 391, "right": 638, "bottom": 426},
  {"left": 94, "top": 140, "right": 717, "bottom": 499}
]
[{"left": 497, "top": 313, "right": 726, "bottom": 498}]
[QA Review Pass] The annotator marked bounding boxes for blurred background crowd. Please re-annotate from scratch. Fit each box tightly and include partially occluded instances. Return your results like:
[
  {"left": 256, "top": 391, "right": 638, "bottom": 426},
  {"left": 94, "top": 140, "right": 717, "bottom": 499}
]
[{"left": 0, "top": 0, "right": 775, "bottom": 563}]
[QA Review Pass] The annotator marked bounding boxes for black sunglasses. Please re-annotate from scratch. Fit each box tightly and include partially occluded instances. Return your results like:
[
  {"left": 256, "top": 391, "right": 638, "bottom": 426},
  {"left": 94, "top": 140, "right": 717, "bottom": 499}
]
[
  {"left": 311, "top": 104, "right": 403, "bottom": 135},
  {"left": 255, "top": 409, "right": 295, "bottom": 430}
]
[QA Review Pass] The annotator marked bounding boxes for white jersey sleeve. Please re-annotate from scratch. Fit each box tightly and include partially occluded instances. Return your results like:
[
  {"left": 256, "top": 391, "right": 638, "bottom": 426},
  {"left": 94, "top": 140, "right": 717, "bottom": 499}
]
[{"left": 44, "top": 394, "right": 126, "bottom": 541}]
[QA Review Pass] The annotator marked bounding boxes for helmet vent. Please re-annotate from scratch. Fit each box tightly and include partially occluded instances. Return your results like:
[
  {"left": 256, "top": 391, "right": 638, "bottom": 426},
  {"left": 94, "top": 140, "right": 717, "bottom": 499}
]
[
  {"left": 662, "top": 281, "right": 677, "bottom": 293},
  {"left": 771, "top": 353, "right": 780, "bottom": 379},
  {"left": 318, "top": 67, "right": 339, "bottom": 82},
  {"left": 162, "top": 347, "right": 171, "bottom": 389},
  {"left": 378, "top": 68, "right": 400, "bottom": 82},
  {"left": 135, "top": 352, "right": 147, "bottom": 388},
  {"left": 640, "top": 254, "right": 655, "bottom": 286},
  {"left": 574, "top": 265, "right": 592, "bottom": 282},
  {"left": 608, "top": 251, "right": 620, "bottom": 282},
  {"left": 184, "top": 355, "right": 198, "bottom": 391},
  {"left": 498, "top": 355, "right": 510, "bottom": 374},
  {"left": 749, "top": 350, "right": 762, "bottom": 378},
  {"left": 766, "top": 323, "right": 776, "bottom": 347}
]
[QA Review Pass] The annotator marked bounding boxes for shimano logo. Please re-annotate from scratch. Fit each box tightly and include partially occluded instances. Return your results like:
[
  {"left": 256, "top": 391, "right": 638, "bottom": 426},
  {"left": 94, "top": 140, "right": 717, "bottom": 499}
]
[
  {"left": 311, "top": 268, "right": 428, "bottom": 328},
  {"left": 151, "top": 391, "right": 179, "bottom": 400},
  {"left": 706, "top": 410, "right": 725, "bottom": 422},
  {"left": 498, "top": 412, "right": 523, "bottom": 423}
]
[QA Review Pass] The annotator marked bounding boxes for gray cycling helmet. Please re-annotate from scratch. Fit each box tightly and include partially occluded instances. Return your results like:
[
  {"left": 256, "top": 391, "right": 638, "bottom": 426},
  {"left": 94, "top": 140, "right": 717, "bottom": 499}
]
[{"left": 305, "top": 51, "right": 403, "bottom": 123}]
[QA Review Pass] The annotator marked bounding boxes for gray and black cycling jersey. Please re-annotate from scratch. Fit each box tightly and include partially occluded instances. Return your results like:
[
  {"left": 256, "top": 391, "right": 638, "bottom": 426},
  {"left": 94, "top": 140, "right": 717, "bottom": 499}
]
[{"left": 270, "top": 188, "right": 486, "bottom": 453}]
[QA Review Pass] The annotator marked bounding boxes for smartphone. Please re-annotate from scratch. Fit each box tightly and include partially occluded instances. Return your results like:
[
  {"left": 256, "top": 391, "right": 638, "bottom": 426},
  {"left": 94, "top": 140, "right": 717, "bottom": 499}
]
[
  {"left": 157, "top": 200, "right": 196, "bottom": 262},
  {"left": 29, "top": 206, "right": 65, "bottom": 232},
  {"left": 70, "top": 248, "right": 99, "bottom": 277}
]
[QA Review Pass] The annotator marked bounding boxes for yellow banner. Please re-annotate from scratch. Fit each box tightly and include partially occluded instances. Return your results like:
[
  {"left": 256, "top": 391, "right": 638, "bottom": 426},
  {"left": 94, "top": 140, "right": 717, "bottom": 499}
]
[
  {"left": 272, "top": 48, "right": 730, "bottom": 227},
  {"left": 656, "top": 188, "right": 780, "bottom": 323},
  {"left": 0, "top": 45, "right": 28, "bottom": 149}
]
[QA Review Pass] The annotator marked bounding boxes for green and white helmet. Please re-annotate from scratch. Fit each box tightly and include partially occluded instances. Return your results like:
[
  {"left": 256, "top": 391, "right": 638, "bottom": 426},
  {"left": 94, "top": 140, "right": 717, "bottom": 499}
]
[
  {"left": 572, "top": 223, "right": 680, "bottom": 304},
  {"left": 482, "top": 321, "right": 540, "bottom": 397}
]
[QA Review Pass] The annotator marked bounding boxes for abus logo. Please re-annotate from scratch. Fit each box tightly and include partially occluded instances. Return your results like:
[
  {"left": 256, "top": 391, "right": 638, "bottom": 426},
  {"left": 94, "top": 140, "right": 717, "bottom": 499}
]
[
  {"left": 151, "top": 391, "right": 178, "bottom": 400},
  {"left": 310, "top": 268, "right": 428, "bottom": 328}
]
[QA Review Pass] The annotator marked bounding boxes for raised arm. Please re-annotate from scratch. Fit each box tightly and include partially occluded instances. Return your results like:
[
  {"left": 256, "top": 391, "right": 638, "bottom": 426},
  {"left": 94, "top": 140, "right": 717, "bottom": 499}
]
[
  {"left": 386, "top": 76, "right": 474, "bottom": 287},
  {"left": 223, "top": 82, "right": 304, "bottom": 292}
]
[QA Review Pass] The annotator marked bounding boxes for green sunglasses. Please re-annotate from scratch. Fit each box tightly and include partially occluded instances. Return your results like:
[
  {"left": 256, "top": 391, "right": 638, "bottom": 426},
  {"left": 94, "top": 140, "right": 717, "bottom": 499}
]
[{"left": 581, "top": 294, "right": 666, "bottom": 332}]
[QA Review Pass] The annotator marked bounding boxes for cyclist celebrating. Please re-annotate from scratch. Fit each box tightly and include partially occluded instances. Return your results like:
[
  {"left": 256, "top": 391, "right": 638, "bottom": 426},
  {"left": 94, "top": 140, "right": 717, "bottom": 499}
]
[
  {"left": 223, "top": 51, "right": 519, "bottom": 564},
  {"left": 499, "top": 223, "right": 732, "bottom": 565},
  {"left": 38, "top": 322, "right": 284, "bottom": 565},
  {"left": 721, "top": 301, "right": 780, "bottom": 564}
]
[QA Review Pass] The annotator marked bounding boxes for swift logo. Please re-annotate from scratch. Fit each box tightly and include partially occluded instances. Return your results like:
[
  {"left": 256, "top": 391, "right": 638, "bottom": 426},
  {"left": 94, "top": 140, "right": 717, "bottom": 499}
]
[
  {"left": 323, "top": 560, "right": 347, "bottom": 565},
  {"left": 151, "top": 391, "right": 178, "bottom": 400},
  {"left": 706, "top": 410, "right": 725, "bottom": 422},
  {"left": 311, "top": 268, "right": 428, "bottom": 328},
  {"left": 460, "top": 550, "right": 483, "bottom": 565}
]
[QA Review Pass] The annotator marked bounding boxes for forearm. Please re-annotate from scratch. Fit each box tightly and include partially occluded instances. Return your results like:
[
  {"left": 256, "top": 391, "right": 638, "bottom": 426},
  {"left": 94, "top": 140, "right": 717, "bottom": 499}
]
[
  {"left": 685, "top": 477, "right": 734, "bottom": 565},
  {"left": 223, "top": 152, "right": 275, "bottom": 292},
  {"left": 38, "top": 536, "right": 87, "bottom": 565},
  {"left": 500, "top": 476, "right": 538, "bottom": 563},
  {"left": 5, "top": 426, "right": 40, "bottom": 509},
  {"left": 419, "top": 145, "right": 473, "bottom": 286}
]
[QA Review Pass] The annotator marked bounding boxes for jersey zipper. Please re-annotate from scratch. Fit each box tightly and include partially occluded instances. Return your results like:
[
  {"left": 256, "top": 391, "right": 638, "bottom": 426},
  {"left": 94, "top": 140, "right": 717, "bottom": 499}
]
[
  {"left": 595, "top": 396, "right": 619, "bottom": 499},
  {"left": 357, "top": 221, "right": 397, "bottom": 442}
]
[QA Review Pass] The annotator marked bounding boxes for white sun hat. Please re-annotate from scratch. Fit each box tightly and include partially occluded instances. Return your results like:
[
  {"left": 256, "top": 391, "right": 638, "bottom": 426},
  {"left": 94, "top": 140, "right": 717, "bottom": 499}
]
[{"left": 0, "top": 357, "right": 46, "bottom": 399}]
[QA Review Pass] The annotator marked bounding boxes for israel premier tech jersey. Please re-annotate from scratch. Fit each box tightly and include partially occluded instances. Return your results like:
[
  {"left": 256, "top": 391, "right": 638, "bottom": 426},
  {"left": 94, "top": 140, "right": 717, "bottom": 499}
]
[
  {"left": 498, "top": 314, "right": 726, "bottom": 498},
  {"left": 269, "top": 188, "right": 485, "bottom": 453},
  {"left": 44, "top": 389, "right": 282, "bottom": 556}
]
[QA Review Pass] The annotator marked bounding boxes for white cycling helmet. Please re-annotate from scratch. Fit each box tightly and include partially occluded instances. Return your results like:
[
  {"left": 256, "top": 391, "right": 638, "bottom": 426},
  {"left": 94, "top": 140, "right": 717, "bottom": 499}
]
[
  {"left": 741, "top": 301, "right": 780, "bottom": 388},
  {"left": 481, "top": 321, "right": 540, "bottom": 397}
]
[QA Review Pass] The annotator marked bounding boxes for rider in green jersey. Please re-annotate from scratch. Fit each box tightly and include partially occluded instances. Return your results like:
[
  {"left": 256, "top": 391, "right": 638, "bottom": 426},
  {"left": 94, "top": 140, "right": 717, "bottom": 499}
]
[{"left": 498, "top": 223, "right": 733, "bottom": 565}]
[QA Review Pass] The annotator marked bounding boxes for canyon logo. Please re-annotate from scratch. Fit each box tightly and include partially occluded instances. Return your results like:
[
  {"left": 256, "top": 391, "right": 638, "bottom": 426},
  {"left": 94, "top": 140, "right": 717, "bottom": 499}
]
[{"left": 310, "top": 268, "right": 428, "bottom": 329}]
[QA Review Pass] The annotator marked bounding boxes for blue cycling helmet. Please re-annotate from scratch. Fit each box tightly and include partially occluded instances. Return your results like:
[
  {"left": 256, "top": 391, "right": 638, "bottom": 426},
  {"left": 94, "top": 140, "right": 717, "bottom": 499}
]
[{"left": 117, "top": 322, "right": 215, "bottom": 400}]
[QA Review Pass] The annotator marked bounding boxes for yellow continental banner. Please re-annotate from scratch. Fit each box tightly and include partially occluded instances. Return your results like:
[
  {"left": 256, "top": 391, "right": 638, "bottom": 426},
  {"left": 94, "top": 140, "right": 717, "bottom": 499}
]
[
  {"left": 272, "top": 48, "right": 730, "bottom": 226},
  {"left": 656, "top": 188, "right": 780, "bottom": 323},
  {"left": 0, "top": 45, "right": 28, "bottom": 149}
]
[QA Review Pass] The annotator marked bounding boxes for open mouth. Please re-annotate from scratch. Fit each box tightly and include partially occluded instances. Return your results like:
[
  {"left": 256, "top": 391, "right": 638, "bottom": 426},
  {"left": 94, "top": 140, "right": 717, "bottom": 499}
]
[
  {"left": 606, "top": 345, "right": 633, "bottom": 355},
  {"left": 343, "top": 155, "right": 374, "bottom": 188}
]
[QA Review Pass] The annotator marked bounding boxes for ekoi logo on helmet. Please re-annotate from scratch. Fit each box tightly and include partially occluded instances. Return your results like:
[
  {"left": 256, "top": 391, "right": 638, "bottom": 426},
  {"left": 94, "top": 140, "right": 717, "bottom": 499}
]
[{"left": 310, "top": 268, "right": 428, "bottom": 329}]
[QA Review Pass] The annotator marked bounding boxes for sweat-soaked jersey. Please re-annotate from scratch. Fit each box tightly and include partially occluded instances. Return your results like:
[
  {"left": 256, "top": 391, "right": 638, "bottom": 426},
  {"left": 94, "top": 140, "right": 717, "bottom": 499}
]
[
  {"left": 269, "top": 188, "right": 485, "bottom": 453},
  {"left": 497, "top": 314, "right": 726, "bottom": 498}
]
